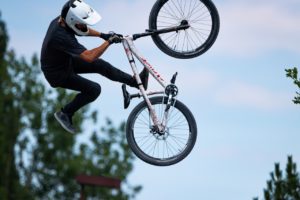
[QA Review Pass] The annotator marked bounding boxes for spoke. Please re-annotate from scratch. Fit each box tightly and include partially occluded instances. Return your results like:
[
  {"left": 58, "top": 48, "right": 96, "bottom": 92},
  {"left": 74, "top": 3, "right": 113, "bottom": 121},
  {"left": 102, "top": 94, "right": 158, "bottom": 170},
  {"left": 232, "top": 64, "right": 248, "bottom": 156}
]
[
  {"left": 185, "top": 30, "right": 198, "bottom": 50},
  {"left": 169, "top": 136, "right": 184, "bottom": 152},
  {"left": 170, "top": 110, "right": 182, "bottom": 121},
  {"left": 169, "top": 135, "right": 188, "bottom": 141},
  {"left": 164, "top": 140, "right": 171, "bottom": 157},
  {"left": 143, "top": 138, "right": 157, "bottom": 153},
  {"left": 158, "top": 14, "right": 181, "bottom": 21},
  {"left": 170, "top": 114, "right": 188, "bottom": 125},
  {"left": 138, "top": 134, "right": 154, "bottom": 149},
  {"left": 165, "top": 139, "right": 178, "bottom": 156},
  {"left": 165, "top": 33, "right": 179, "bottom": 50},
  {"left": 136, "top": 112, "right": 150, "bottom": 127},
  {"left": 163, "top": 140, "right": 166, "bottom": 159},
  {"left": 169, "top": 134, "right": 188, "bottom": 145},
  {"left": 159, "top": 10, "right": 181, "bottom": 22},
  {"left": 155, "top": 101, "right": 162, "bottom": 123},
  {"left": 190, "top": 27, "right": 205, "bottom": 44},
  {"left": 169, "top": 116, "right": 188, "bottom": 129},
  {"left": 169, "top": 125, "right": 189, "bottom": 130},
  {"left": 152, "top": 139, "right": 158, "bottom": 157},
  {"left": 187, "top": 1, "right": 204, "bottom": 20},
  {"left": 191, "top": 27, "right": 210, "bottom": 41},
  {"left": 135, "top": 134, "right": 152, "bottom": 144},
  {"left": 190, "top": 27, "right": 211, "bottom": 35},
  {"left": 186, "top": 0, "right": 193, "bottom": 20},
  {"left": 190, "top": 13, "right": 211, "bottom": 24},
  {"left": 133, "top": 127, "right": 151, "bottom": 130},
  {"left": 165, "top": 1, "right": 182, "bottom": 20},
  {"left": 160, "top": 32, "right": 177, "bottom": 43},
  {"left": 185, "top": 30, "right": 194, "bottom": 51},
  {"left": 181, "top": 30, "right": 187, "bottom": 52},
  {"left": 170, "top": 0, "right": 184, "bottom": 19},
  {"left": 166, "top": 109, "right": 181, "bottom": 126},
  {"left": 157, "top": 20, "right": 179, "bottom": 26},
  {"left": 175, "top": 31, "right": 182, "bottom": 51},
  {"left": 171, "top": 32, "right": 181, "bottom": 50},
  {"left": 190, "top": 18, "right": 213, "bottom": 24}
]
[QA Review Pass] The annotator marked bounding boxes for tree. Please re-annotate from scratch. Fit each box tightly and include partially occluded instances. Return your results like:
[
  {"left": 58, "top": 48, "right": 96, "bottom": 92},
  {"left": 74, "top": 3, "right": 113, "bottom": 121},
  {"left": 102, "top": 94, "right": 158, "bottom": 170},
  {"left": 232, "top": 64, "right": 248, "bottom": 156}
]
[
  {"left": 0, "top": 12, "right": 35, "bottom": 200},
  {"left": 285, "top": 67, "right": 300, "bottom": 104},
  {"left": 0, "top": 13, "right": 141, "bottom": 199},
  {"left": 254, "top": 156, "right": 300, "bottom": 200}
]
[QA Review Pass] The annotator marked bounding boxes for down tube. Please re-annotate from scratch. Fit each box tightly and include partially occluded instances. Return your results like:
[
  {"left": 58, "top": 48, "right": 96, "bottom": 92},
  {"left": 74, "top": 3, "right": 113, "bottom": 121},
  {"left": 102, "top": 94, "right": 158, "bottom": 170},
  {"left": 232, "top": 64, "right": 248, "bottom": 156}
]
[{"left": 122, "top": 39, "right": 162, "bottom": 129}]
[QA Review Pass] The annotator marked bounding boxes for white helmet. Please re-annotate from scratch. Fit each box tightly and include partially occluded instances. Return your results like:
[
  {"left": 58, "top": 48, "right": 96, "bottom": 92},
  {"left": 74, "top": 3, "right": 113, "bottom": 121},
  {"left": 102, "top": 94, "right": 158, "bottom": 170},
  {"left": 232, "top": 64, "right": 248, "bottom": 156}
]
[{"left": 61, "top": 0, "right": 101, "bottom": 36}]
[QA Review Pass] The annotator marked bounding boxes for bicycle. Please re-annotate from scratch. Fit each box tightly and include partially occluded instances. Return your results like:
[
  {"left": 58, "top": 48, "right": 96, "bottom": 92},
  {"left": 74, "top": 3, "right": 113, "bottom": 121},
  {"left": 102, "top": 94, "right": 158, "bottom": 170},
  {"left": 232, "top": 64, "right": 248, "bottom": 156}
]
[{"left": 120, "top": 0, "right": 220, "bottom": 166}]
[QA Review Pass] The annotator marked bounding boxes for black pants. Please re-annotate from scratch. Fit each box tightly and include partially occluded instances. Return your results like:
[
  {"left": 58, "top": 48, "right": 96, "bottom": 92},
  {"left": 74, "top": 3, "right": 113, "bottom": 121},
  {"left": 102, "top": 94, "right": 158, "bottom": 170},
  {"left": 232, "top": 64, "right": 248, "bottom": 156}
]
[{"left": 51, "top": 58, "right": 136, "bottom": 116}]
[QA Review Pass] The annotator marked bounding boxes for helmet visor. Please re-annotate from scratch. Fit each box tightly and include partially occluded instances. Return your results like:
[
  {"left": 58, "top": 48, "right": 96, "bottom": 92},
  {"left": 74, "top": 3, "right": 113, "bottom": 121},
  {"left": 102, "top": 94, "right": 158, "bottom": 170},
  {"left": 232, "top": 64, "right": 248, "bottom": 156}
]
[
  {"left": 70, "top": 0, "right": 102, "bottom": 26},
  {"left": 82, "top": 8, "right": 101, "bottom": 25}
]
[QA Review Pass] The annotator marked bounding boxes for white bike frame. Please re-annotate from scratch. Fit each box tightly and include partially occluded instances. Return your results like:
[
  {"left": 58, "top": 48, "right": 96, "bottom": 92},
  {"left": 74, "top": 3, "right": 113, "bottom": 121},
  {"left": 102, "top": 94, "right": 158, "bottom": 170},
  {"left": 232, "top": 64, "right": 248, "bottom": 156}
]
[{"left": 122, "top": 36, "right": 171, "bottom": 131}]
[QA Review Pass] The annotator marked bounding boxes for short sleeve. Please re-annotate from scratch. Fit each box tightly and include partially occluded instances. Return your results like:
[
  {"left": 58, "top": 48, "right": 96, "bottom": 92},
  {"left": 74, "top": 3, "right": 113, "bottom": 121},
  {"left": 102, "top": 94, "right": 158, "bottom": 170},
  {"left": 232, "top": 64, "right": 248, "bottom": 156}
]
[{"left": 51, "top": 31, "right": 86, "bottom": 57}]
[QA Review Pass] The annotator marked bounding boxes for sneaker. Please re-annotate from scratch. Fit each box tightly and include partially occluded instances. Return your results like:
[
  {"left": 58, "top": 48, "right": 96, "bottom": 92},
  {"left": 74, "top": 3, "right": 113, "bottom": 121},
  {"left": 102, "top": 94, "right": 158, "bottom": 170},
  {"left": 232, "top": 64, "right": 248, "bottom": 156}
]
[
  {"left": 139, "top": 67, "right": 149, "bottom": 90},
  {"left": 54, "top": 111, "right": 76, "bottom": 134}
]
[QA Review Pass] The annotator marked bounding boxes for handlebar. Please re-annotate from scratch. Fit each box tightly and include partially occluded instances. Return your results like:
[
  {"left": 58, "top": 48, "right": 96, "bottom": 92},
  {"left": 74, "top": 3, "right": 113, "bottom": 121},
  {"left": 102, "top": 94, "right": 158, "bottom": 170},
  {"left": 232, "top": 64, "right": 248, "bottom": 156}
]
[{"left": 132, "top": 24, "right": 190, "bottom": 40}]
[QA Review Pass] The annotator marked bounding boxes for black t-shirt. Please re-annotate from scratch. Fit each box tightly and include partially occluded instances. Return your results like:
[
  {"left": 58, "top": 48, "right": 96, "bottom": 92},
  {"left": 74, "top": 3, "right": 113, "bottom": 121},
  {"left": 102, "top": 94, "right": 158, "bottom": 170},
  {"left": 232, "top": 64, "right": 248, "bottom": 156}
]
[{"left": 40, "top": 17, "right": 86, "bottom": 76}]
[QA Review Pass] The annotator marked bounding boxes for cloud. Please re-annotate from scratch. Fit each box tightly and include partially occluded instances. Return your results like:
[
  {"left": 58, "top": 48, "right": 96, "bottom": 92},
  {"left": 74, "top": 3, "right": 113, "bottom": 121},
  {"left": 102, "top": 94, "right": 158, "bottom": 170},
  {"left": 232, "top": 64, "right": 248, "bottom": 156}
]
[
  {"left": 7, "top": 0, "right": 300, "bottom": 59},
  {"left": 129, "top": 57, "right": 292, "bottom": 112},
  {"left": 94, "top": 0, "right": 153, "bottom": 34},
  {"left": 214, "top": 1, "right": 300, "bottom": 56},
  {"left": 214, "top": 80, "right": 292, "bottom": 111}
]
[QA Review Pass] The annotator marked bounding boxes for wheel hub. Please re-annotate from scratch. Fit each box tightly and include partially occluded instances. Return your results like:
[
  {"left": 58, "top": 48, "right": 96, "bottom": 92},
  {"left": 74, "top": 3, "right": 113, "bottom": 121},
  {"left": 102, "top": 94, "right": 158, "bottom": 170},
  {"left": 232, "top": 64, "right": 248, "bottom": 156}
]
[
  {"left": 151, "top": 126, "right": 169, "bottom": 140},
  {"left": 181, "top": 20, "right": 189, "bottom": 26}
]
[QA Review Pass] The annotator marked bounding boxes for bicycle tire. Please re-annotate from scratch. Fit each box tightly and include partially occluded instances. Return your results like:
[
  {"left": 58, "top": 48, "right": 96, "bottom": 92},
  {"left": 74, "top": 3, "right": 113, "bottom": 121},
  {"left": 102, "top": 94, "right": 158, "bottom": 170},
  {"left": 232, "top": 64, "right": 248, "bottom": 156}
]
[
  {"left": 126, "top": 96, "right": 197, "bottom": 166},
  {"left": 149, "top": 0, "right": 220, "bottom": 59}
]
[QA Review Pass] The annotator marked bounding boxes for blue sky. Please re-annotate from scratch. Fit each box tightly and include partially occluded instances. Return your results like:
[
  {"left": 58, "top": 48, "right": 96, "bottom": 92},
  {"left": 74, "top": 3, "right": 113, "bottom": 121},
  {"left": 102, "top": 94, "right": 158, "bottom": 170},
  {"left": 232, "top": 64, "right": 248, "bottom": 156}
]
[{"left": 2, "top": 0, "right": 300, "bottom": 199}]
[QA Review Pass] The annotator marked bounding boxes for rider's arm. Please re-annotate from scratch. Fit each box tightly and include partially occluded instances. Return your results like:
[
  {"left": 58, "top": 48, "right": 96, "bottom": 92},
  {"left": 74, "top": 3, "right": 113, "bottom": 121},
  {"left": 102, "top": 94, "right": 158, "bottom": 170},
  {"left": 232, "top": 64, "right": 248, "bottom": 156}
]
[
  {"left": 88, "top": 28, "right": 122, "bottom": 41},
  {"left": 79, "top": 41, "right": 110, "bottom": 63},
  {"left": 87, "top": 28, "right": 102, "bottom": 37}
]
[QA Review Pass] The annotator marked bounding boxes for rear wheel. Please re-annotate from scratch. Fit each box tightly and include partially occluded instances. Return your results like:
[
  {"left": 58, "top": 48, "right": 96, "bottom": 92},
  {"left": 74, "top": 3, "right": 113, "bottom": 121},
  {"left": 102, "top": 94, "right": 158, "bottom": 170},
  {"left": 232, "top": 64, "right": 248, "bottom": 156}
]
[
  {"left": 126, "top": 96, "right": 197, "bottom": 166},
  {"left": 149, "top": 0, "right": 220, "bottom": 59}
]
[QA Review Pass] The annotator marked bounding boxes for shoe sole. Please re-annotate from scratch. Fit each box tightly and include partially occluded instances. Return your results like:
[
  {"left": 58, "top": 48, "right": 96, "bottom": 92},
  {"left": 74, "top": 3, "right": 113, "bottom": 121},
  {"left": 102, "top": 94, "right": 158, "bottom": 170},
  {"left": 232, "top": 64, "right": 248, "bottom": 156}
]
[
  {"left": 54, "top": 113, "right": 76, "bottom": 134},
  {"left": 141, "top": 70, "right": 149, "bottom": 90}
]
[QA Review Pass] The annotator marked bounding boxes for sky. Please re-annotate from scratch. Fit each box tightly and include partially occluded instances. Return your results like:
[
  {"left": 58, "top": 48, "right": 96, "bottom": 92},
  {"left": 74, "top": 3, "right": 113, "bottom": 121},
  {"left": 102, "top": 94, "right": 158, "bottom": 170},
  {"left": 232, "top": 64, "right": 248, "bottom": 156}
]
[{"left": 1, "top": 0, "right": 300, "bottom": 199}]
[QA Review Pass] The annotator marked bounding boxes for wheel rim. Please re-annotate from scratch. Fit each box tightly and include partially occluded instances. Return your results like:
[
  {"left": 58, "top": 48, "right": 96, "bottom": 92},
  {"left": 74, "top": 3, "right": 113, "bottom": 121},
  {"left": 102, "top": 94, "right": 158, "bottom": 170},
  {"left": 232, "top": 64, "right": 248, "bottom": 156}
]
[
  {"left": 156, "top": 0, "right": 214, "bottom": 54},
  {"left": 131, "top": 101, "right": 192, "bottom": 162}
]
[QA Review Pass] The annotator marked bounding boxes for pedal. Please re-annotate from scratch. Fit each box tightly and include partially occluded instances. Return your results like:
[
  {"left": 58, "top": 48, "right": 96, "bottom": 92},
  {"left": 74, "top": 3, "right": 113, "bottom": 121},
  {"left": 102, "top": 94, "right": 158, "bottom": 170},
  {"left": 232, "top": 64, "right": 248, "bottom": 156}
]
[
  {"left": 122, "top": 84, "right": 131, "bottom": 109},
  {"left": 171, "top": 72, "right": 178, "bottom": 84}
]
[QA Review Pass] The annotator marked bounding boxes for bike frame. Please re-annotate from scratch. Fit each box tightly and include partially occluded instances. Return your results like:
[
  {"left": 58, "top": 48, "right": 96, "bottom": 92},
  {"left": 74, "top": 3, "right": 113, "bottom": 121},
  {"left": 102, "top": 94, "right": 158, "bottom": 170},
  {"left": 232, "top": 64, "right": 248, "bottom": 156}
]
[
  {"left": 122, "top": 36, "right": 166, "bottom": 129},
  {"left": 121, "top": 24, "right": 189, "bottom": 131}
]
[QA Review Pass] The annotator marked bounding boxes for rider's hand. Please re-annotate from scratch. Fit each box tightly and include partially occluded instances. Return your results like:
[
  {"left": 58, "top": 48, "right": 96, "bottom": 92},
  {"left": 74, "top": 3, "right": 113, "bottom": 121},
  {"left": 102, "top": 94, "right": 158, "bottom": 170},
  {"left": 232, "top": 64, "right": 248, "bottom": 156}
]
[
  {"left": 100, "top": 32, "right": 123, "bottom": 41},
  {"left": 100, "top": 32, "right": 113, "bottom": 41},
  {"left": 108, "top": 34, "right": 123, "bottom": 44}
]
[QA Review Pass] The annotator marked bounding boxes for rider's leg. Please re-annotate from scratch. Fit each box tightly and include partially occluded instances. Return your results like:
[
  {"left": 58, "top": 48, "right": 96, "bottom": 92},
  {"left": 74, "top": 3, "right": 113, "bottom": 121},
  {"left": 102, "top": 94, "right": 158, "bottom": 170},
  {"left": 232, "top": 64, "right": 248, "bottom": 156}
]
[
  {"left": 60, "top": 73, "right": 101, "bottom": 116},
  {"left": 72, "top": 58, "right": 149, "bottom": 89},
  {"left": 51, "top": 72, "right": 101, "bottom": 134}
]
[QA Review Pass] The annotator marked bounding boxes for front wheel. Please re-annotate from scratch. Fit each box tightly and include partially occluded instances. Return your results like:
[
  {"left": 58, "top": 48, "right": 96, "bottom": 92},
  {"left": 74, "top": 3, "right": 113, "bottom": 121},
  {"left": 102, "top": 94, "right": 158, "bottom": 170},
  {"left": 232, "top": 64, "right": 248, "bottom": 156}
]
[
  {"left": 149, "top": 0, "right": 220, "bottom": 59},
  {"left": 126, "top": 96, "right": 197, "bottom": 166}
]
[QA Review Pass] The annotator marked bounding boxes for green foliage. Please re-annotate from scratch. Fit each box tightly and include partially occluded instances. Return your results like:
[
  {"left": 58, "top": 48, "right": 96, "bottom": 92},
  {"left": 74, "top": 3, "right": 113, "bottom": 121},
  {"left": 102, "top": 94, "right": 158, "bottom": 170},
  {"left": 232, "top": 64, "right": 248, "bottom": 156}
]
[
  {"left": 285, "top": 67, "right": 300, "bottom": 104},
  {"left": 0, "top": 13, "right": 141, "bottom": 199},
  {"left": 254, "top": 156, "right": 300, "bottom": 200},
  {"left": 0, "top": 13, "right": 35, "bottom": 200}
]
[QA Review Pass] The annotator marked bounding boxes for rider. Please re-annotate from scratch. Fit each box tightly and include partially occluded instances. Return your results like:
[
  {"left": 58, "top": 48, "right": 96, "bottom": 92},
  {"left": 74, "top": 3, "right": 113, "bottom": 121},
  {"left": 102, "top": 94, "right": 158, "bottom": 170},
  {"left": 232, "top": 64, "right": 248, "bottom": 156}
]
[{"left": 40, "top": 0, "right": 149, "bottom": 134}]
